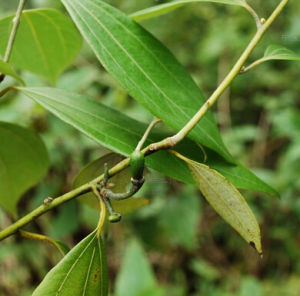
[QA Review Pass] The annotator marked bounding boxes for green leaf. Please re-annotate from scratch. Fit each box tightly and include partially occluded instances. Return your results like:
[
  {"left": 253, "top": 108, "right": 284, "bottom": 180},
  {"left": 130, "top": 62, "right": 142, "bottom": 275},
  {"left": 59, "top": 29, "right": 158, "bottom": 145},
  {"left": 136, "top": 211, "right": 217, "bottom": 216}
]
[
  {"left": 17, "top": 86, "right": 277, "bottom": 196},
  {"left": 176, "top": 140, "right": 279, "bottom": 197},
  {"left": 176, "top": 153, "right": 262, "bottom": 254},
  {"left": 130, "top": 0, "right": 246, "bottom": 22},
  {"left": 0, "top": 122, "right": 49, "bottom": 217},
  {"left": 0, "top": 59, "right": 25, "bottom": 85},
  {"left": 264, "top": 45, "right": 300, "bottom": 62},
  {"left": 61, "top": 0, "right": 233, "bottom": 162},
  {"left": 74, "top": 153, "right": 150, "bottom": 214},
  {"left": 54, "top": 240, "right": 71, "bottom": 256},
  {"left": 160, "top": 187, "right": 201, "bottom": 250},
  {"left": 0, "top": 9, "right": 82, "bottom": 84},
  {"left": 32, "top": 232, "right": 108, "bottom": 296},
  {"left": 115, "top": 240, "right": 157, "bottom": 296}
]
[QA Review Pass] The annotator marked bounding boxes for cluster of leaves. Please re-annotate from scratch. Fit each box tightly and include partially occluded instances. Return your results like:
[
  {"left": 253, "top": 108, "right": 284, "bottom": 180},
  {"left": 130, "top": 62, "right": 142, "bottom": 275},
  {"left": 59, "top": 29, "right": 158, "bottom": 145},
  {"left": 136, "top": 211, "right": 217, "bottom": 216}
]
[{"left": 0, "top": 0, "right": 300, "bottom": 295}]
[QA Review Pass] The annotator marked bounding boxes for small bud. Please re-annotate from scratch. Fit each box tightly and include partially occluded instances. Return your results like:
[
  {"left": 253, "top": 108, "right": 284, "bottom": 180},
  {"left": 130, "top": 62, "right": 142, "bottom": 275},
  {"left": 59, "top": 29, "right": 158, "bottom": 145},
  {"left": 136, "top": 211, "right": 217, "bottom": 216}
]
[
  {"left": 260, "top": 18, "right": 266, "bottom": 25},
  {"left": 108, "top": 213, "right": 122, "bottom": 223},
  {"left": 43, "top": 197, "right": 53, "bottom": 205}
]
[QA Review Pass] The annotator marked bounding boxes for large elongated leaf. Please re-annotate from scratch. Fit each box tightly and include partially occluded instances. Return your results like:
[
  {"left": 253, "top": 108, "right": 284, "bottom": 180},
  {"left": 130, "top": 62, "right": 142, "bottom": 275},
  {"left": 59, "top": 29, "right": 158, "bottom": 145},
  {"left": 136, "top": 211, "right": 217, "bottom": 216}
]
[
  {"left": 0, "top": 9, "right": 82, "bottom": 84},
  {"left": 176, "top": 154, "right": 262, "bottom": 254},
  {"left": 0, "top": 122, "right": 49, "bottom": 217},
  {"left": 32, "top": 232, "right": 108, "bottom": 296},
  {"left": 74, "top": 153, "right": 150, "bottom": 214},
  {"left": 61, "top": 0, "right": 233, "bottom": 162},
  {"left": 131, "top": 0, "right": 246, "bottom": 22},
  {"left": 0, "top": 59, "right": 24, "bottom": 85},
  {"left": 17, "top": 86, "right": 277, "bottom": 196}
]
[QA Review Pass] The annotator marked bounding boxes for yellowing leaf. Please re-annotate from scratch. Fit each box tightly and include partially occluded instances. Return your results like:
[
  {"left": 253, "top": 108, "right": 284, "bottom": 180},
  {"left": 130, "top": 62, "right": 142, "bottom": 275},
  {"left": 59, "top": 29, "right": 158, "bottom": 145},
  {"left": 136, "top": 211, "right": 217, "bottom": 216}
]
[
  {"left": 32, "top": 232, "right": 108, "bottom": 296},
  {"left": 174, "top": 153, "right": 262, "bottom": 254}
]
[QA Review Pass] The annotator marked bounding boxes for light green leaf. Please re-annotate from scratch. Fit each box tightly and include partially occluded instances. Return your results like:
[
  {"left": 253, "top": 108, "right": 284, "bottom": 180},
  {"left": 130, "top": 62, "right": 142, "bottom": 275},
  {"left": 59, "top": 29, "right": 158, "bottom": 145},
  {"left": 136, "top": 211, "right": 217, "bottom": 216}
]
[
  {"left": 0, "top": 59, "right": 25, "bottom": 85},
  {"left": 264, "top": 45, "right": 300, "bottom": 62},
  {"left": 61, "top": 0, "right": 233, "bottom": 162},
  {"left": 17, "top": 86, "right": 277, "bottom": 196},
  {"left": 74, "top": 153, "right": 150, "bottom": 214},
  {"left": 175, "top": 153, "right": 262, "bottom": 254},
  {"left": 244, "top": 45, "right": 300, "bottom": 73},
  {"left": 130, "top": 0, "right": 246, "bottom": 22},
  {"left": 0, "top": 9, "right": 82, "bottom": 84},
  {"left": 115, "top": 240, "right": 157, "bottom": 296},
  {"left": 32, "top": 232, "right": 108, "bottom": 296},
  {"left": 160, "top": 188, "right": 201, "bottom": 250},
  {"left": 0, "top": 122, "right": 49, "bottom": 217}
]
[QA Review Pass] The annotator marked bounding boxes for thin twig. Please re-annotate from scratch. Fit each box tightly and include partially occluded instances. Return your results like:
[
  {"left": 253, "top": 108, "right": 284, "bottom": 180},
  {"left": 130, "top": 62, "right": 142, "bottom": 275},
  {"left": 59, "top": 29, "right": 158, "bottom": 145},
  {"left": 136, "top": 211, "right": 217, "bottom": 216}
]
[
  {"left": 135, "top": 118, "right": 161, "bottom": 151},
  {"left": 0, "top": 0, "right": 26, "bottom": 83},
  {"left": 0, "top": 0, "right": 290, "bottom": 242}
]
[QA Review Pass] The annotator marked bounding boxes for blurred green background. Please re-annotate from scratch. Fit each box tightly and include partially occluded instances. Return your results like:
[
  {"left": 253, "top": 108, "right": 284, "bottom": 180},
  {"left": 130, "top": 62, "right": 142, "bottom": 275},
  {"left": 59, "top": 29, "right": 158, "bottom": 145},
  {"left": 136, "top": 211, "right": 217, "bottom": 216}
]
[{"left": 0, "top": 0, "right": 300, "bottom": 295}]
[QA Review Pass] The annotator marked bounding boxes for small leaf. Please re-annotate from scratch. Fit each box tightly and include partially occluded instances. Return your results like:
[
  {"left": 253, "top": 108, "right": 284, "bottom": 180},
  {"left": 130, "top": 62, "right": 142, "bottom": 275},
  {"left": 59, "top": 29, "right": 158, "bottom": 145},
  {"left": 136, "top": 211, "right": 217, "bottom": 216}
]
[
  {"left": 131, "top": 0, "right": 246, "bottom": 22},
  {"left": 115, "top": 240, "right": 157, "bottom": 296},
  {"left": 0, "top": 59, "right": 25, "bottom": 85},
  {"left": 0, "top": 122, "right": 49, "bottom": 217},
  {"left": 175, "top": 153, "right": 262, "bottom": 254},
  {"left": 264, "top": 45, "right": 300, "bottom": 62},
  {"left": 61, "top": 0, "right": 233, "bottom": 162},
  {"left": 74, "top": 153, "right": 150, "bottom": 214},
  {"left": 32, "top": 232, "right": 108, "bottom": 296},
  {"left": 0, "top": 9, "right": 82, "bottom": 83}
]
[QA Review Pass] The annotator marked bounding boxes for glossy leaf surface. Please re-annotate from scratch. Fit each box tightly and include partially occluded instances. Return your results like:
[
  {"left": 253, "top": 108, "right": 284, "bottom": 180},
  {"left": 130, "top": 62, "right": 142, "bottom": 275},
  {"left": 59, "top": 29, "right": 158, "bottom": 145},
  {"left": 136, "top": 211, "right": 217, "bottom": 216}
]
[
  {"left": 32, "top": 232, "right": 108, "bottom": 296},
  {"left": 0, "top": 122, "right": 49, "bottom": 217},
  {"left": 0, "top": 9, "right": 82, "bottom": 83},
  {"left": 18, "top": 86, "right": 277, "bottom": 196},
  {"left": 61, "top": 0, "right": 233, "bottom": 162}
]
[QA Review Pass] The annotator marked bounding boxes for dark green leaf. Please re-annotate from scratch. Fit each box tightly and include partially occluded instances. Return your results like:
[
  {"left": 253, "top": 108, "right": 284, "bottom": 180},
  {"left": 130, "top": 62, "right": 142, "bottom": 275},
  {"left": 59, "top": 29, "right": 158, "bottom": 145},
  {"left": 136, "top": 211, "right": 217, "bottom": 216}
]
[
  {"left": 0, "top": 59, "right": 24, "bottom": 85},
  {"left": 61, "top": 0, "right": 233, "bottom": 162},
  {"left": 0, "top": 122, "right": 49, "bottom": 217},
  {"left": 32, "top": 232, "right": 108, "bottom": 296},
  {"left": 18, "top": 86, "right": 277, "bottom": 195},
  {"left": 177, "top": 153, "right": 262, "bottom": 254},
  {"left": 0, "top": 9, "right": 82, "bottom": 83},
  {"left": 74, "top": 153, "right": 150, "bottom": 214},
  {"left": 115, "top": 240, "right": 157, "bottom": 296},
  {"left": 131, "top": 0, "right": 246, "bottom": 22}
]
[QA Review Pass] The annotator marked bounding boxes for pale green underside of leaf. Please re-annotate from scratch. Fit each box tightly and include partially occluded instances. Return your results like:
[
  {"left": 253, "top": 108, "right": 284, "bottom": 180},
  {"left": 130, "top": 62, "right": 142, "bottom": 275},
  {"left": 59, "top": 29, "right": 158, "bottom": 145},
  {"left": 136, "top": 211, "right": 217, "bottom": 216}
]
[
  {"left": 61, "top": 0, "right": 234, "bottom": 162},
  {"left": 74, "top": 153, "right": 150, "bottom": 214},
  {"left": 0, "top": 9, "right": 82, "bottom": 84},
  {"left": 263, "top": 44, "right": 300, "bottom": 62},
  {"left": 130, "top": 0, "right": 246, "bottom": 22},
  {"left": 0, "top": 122, "right": 49, "bottom": 217},
  {"left": 184, "top": 157, "right": 262, "bottom": 254},
  {"left": 32, "top": 232, "right": 108, "bottom": 296},
  {"left": 18, "top": 86, "right": 278, "bottom": 196},
  {"left": 0, "top": 59, "right": 25, "bottom": 85}
]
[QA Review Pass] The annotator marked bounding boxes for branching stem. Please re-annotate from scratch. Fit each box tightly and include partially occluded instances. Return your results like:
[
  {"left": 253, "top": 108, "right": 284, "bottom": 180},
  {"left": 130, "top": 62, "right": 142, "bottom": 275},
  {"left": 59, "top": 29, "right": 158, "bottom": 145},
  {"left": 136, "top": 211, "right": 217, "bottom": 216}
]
[{"left": 0, "top": 0, "right": 290, "bottom": 242}]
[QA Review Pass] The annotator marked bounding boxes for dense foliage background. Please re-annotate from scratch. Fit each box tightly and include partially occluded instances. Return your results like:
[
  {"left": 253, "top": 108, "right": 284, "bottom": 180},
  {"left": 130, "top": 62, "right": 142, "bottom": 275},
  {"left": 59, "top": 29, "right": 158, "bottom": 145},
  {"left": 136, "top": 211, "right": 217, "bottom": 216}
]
[{"left": 0, "top": 0, "right": 299, "bottom": 295}]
